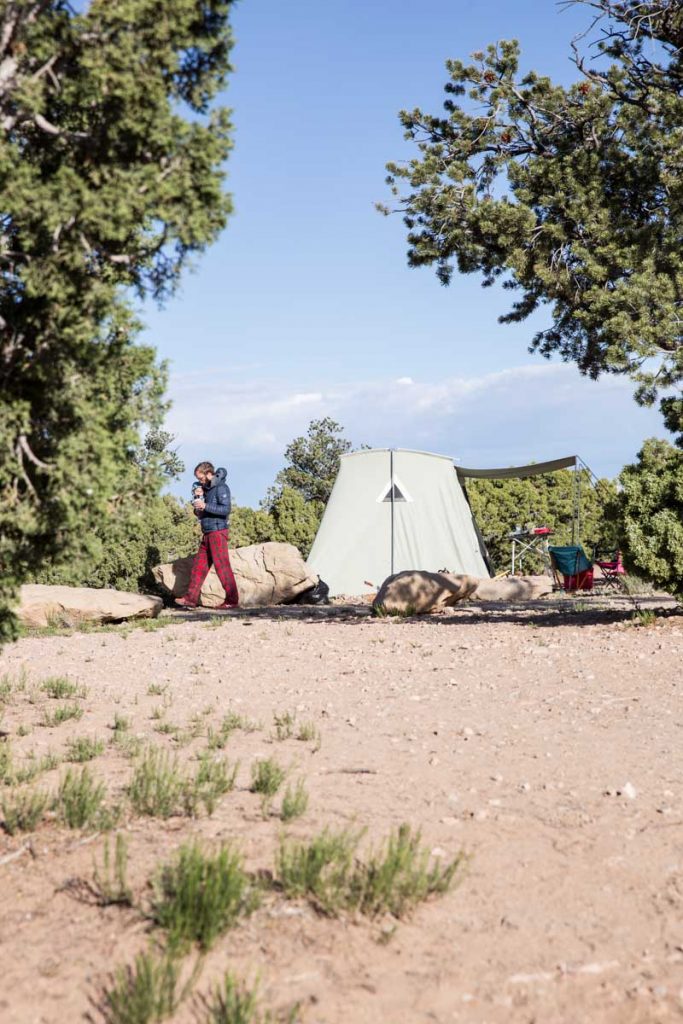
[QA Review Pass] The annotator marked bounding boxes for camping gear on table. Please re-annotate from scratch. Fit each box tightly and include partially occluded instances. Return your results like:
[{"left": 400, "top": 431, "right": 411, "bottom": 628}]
[
  {"left": 549, "top": 545, "right": 594, "bottom": 591},
  {"left": 508, "top": 525, "right": 555, "bottom": 575}
]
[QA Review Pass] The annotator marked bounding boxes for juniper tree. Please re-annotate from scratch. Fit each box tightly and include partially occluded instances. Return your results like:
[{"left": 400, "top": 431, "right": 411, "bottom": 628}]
[
  {"left": 382, "top": 0, "right": 682, "bottom": 441},
  {"left": 0, "top": 0, "right": 235, "bottom": 639}
]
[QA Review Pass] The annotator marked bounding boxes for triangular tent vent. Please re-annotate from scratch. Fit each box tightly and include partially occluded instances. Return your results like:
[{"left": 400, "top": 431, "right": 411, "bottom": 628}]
[
  {"left": 383, "top": 484, "right": 406, "bottom": 502},
  {"left": 377, "top": 477, "right": 412, "bottom": 503}
]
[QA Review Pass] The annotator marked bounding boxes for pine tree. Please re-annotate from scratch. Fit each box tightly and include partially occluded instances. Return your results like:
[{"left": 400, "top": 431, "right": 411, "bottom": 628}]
[
  {"left": 382, "top": 0, "right": 682, "bottom": 441},
  {"left": 0, "top": 1, "right": 236, "bottom": 639}
]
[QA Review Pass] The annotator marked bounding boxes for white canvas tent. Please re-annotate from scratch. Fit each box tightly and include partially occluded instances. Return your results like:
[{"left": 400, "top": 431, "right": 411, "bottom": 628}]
[{"left": 306, "top": 448, "right": 491, "bottom": 597}]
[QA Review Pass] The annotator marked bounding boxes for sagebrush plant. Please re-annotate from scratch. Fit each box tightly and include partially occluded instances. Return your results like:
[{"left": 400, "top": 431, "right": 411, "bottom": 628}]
[
  {"left": 1, "top": 785, "right": 50, "bottom": 834},
  {"left": 97, "top": 949, "right": 190, "bottom": 1024},
  {"left": 41, "top": 703, "right": 84, "bottom": 727},
  {"left": 13, "top": 751, "right": 61, "bottom": 785},
  {"left": 280, "top": 780, "right": 309, "bottom": 823},
  {"left": 0, "top": 741, "right": 14, "bottom": 784},
  {"left": 271, "top": 711, "right": 295, "bottom": 742},
  {"left": 128, "top": 747, "right": 186, "bottom": 819},
  {"left": 275, "top": 824, "right": 465, "bottom": 918},
  {"left": 91, "top": 834, "right": 134, "bottom": 907},
  {"left": 151, "top": 841, "right": 258, "bottom": 952},
  {"left": 41, "top": 676, "right": 83, "bottom": 700},
  {"left": 56, "top": 766, "right": 108, "bottom": 829},
  {"left": 184, "top": 752, "right": 238, "bottom": 817},
  {"left": 66, "top": 737, "right": 105, "bottom": 763}
]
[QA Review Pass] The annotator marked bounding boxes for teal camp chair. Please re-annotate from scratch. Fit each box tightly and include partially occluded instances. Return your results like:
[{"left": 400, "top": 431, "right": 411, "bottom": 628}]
[{"left": 548, "top": 545, "right": 594, "bottom": 592}]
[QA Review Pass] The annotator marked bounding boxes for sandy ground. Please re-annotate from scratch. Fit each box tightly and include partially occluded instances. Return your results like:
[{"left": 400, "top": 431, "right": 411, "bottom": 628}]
[{"left": 1, "top": 596, "right": 682, "bottom": 1024}]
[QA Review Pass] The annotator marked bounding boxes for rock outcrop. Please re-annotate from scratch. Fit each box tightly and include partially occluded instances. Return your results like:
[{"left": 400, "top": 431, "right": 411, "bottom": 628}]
[
  {"left": 17, "top": 585, "right": 162, "bottom": 628},
  {"left": 152, "top": 542, "right": 318, "bottom": 608},
  {"left": 373, "top": 571, "right": 479, "bottom": 615}
]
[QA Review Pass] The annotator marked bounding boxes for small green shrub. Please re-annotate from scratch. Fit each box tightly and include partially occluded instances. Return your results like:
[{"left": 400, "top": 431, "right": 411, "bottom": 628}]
[
  {"left": 250, "top": 759, "right": 286, "bottom": 798},
  {"left": 295, "top": 722, "right": 318, "bottom": 742},
  {"left": 352, "top": 823, "right": 465, "bottom": 918},
  {"left": 276, "top": 824, "right": 465, "bottom": 918},
  {"left": 127, "top": 747, "right": 185, "bottom": 819},
  {"left": 276, "top": 828, "right": 359, "bottom": 914},
  {"left": 90, "top": 834, "right": 134, "bottom": 906},
  {"left": 98, "top": 949, "right": 187, "bottom": 1024},
  {"left": 41, "top": 676, "right": 83, "bottom": 700},
  {"left": 66, "top": 737, "right": 105, "bottom": 763},
  {"left": 13, "top": 751, "right": 61, "bottom": 784},
  {"left": 631, "top": 608, "right": 658, "bottom": 627},
  {"left": 194, "top": 973, "right": 261, "bottom": 1024},
  {"left": 0, "top": 741, "right": 14, "bottom": 784},
  {"left": 280, "top": 780, "right": 308, "bottom": 822},
  {"left": 271, "top": 711, "right": 295, "bottom": 742},
  {"left": 56, "top": 766, "right": 108, "bottom": 829},
  {"left": 112, "top": 713, "right": 130, "bottom": 733},
  {"left": 41, "top": 703, "right": 84, "bottom": 727},
  {"left": 183, "top": 753, "right": 238, "bottom": 817},
  {"left": 151, "top": 841, "right": 257, "bottom": 951},
  {"left": 2, "top": 786, "right": 50, "bottom": 834}
]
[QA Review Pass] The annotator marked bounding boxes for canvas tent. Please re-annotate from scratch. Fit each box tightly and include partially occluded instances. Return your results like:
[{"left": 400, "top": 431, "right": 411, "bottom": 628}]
[{"left": 306, "top": 448, "right": 492, "bottom": 597}]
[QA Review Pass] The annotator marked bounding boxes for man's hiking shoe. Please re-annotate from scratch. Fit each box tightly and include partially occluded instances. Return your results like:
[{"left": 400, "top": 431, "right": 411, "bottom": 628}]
[
  {"left": 174, "top": 597, "right": 197, "bottom": 609},
  {"left": 214, "top": 602, "right": 239, "bottom": 610}
]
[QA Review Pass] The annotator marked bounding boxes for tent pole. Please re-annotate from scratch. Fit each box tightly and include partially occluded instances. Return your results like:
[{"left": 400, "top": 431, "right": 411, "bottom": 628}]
[{"left": 390, "top": 448, "right": 395, "bottom": 576}]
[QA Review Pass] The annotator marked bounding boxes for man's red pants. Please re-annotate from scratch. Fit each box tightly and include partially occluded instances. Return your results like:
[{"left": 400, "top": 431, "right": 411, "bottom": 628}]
[{"left": 185, "top": 530, "right": 239, "bottom": 606}]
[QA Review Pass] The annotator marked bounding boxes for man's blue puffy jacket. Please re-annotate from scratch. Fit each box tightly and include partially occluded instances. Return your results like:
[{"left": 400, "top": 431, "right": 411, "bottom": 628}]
[{"left": 200, "top": 467, "right": 231, "bottom": 534}]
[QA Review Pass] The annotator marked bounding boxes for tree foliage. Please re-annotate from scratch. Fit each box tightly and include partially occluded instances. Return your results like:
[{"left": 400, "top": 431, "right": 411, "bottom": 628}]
[
  {"left": 467, "top": 469, "right": 618, "bottom": 574},
  {"left": 617, "top": 437, "right": 683, "bottom": 595},
  {"left": 0, "top": 0, "right": 235, "bottom": 640},
  {"left": 383, "top": 0, "right": 682, "bottom": 440},
  {"left": 265, "top": 418, "right": 354, "bottom": 509},
  {"left": 32, "top": 429, "right": 199, "bottom": 592}
]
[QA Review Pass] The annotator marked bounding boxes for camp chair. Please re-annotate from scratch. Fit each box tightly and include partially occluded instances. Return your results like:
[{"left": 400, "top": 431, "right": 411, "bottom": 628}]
[
  {"left": 548, "top": 545, "right": 594, "bottom": 592},
  {"left": 592, "top": 547, "right": 627, "bottom": 592}
]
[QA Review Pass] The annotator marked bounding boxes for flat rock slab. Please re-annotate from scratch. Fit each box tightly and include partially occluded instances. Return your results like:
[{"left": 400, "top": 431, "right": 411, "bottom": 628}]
[
  {"left": 17, "top": 585, "right": 162, "bottom": 628},
  {"left": 472, "top": 575, "right": 552, "bottom": 601}
]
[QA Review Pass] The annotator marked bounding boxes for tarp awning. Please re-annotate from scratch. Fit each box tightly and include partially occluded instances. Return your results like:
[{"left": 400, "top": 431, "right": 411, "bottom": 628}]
[{"left": 456, "top": 456, "right": 577, "bottom": 481}]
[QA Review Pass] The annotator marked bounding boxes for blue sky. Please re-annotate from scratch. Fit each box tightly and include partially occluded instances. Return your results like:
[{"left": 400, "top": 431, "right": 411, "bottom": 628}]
[{"left": 141, "top": 0, "right": 666, "bottom": 506}]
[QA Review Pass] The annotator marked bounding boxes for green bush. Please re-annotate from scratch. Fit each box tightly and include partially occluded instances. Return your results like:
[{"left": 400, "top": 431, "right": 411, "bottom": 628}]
[
  {"left": 32, "top": 494, "right": 199, "bottom": 593},
  {"left": 467, "top": 469, "right": 618, "bottom": 574},
  {"left": 618, "top": 439, "right": 683, "bottom": 596}
]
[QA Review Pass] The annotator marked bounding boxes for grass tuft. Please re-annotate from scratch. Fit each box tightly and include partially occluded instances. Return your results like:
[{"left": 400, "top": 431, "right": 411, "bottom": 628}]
[
  {"left": 41, "top": 703, "right": 84, "bottom": 727},
  {"left": 127, "top": 747, "right": 185, "bottom": 819},
  {"left": 151, "top": 841, "right": 257, "bottom": 952},
  {"left": 275, "top": 824, "right": 465, "bottom": 918},
  {"left": 91, "top": 834, "right": 134, "bottom": 906},
  {"left": 271, "top": 711, "right": 295, "bottom": 742},
  {"left": 66, "top": 737, "right": 105, "bottom": 763},
  {"left": 280, "top": 780, "right": 309, "bottom": 822},
  {"left": 56, "top": 766, "right": 107, "bottom": 829},
  {"left": 41, "top": 676, "right": 85, "bottom": 700},
  {"left": 184, "top": 752, "right": 238, "bottom": 817},
  {"left": 1, "top": 786, "right": 50, "bottom": 834},
  {"left": 194, "top": 973, "right": 266, "bottom": 1024},
  {"left": 97, "top": 949, "right": 188, "bottom": 1024}
]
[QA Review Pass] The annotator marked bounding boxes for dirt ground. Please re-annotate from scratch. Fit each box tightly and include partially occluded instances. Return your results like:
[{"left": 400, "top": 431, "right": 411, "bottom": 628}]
[{"left": 1, "top": 595, "right": 682, "bottom": 1024}]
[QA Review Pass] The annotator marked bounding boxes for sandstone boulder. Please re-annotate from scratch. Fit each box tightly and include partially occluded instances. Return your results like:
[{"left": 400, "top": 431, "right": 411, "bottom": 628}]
[
  {"left": 152, "top": 542, "right": 318, "bottom": 608},
  {"left": 17, "top": 585, "right": 162, "bottom": 629},
  {"left": 373, "top": 571, "right": 480, "bottom": 615},
  {"left": 472, "top": 575, "right": 553, "bottom": 602}
]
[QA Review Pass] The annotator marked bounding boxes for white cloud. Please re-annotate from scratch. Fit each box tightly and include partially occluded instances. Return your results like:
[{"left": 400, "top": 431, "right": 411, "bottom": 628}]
[{"left": 166, "top": 362, "right": 666, "bottom": 495}]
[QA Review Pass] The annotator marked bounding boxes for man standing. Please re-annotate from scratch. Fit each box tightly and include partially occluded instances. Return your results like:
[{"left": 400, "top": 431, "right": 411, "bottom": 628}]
[{"left": 176, "top": 461, "right": 239, "bottom": 609}]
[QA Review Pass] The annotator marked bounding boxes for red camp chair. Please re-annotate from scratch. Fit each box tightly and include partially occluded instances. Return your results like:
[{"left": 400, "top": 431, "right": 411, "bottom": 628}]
[{"left": 592, "top": 548, "right": 627, "bottom": 592}]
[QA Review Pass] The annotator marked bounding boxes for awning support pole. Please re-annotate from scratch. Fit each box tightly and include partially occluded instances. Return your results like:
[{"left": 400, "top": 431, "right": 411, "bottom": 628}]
[{"left": 390, "top": 448, "right": 395, "bottom": 576}]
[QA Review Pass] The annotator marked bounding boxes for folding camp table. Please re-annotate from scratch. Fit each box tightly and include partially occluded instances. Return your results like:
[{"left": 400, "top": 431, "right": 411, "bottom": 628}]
[{"left": 509, "top": 526, "right": 554, "bottom": 575}]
